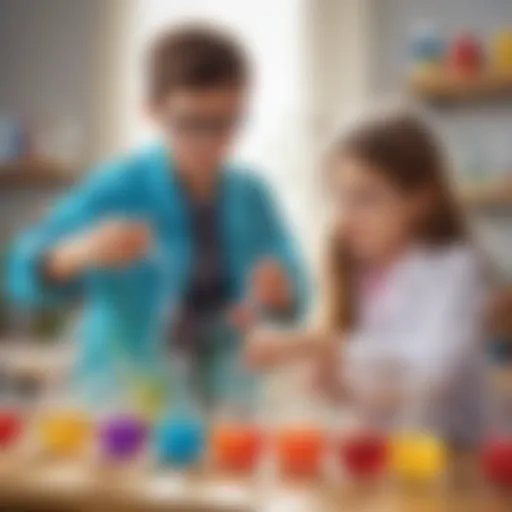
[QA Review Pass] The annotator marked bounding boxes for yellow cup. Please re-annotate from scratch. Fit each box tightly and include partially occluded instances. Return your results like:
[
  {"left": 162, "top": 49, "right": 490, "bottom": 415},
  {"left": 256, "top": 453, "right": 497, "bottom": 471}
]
[
  {"left": 391, "top": 432, "right": 446, "bottom": 483},
  {"left": 39, "top": 411, "right": 91, "bottom": 457},
  {"left": 491, "top": 29, "right": 512, "bottom": 73}
]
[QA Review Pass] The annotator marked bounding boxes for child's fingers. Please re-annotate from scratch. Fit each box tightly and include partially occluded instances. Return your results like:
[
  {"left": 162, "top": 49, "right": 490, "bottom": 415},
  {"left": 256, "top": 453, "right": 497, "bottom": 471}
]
[{"left": 227, "top": 304, "right": 257, "bottom": 332}]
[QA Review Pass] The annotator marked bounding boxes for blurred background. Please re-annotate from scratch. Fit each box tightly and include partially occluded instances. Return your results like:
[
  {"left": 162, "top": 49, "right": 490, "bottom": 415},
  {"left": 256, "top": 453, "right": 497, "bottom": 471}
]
[{"left": 0, "top": 0, "right": 511, "bottom": 419}]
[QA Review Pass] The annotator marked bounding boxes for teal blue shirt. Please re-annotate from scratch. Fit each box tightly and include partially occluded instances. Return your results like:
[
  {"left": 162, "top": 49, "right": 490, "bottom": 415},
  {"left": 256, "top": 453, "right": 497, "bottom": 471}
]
[{"left": 5, "top": 144, "right": 308, "bottom": 408}]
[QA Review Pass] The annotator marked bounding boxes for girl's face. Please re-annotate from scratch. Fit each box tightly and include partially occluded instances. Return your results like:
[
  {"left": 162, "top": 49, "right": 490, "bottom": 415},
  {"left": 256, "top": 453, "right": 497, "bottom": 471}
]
[{"left": 330, "top": 155, "right": 424, "bottom": 267}]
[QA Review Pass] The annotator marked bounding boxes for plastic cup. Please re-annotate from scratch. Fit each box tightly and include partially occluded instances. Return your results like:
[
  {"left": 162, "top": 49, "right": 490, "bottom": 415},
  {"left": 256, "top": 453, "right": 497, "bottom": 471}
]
[
  {"left": 275, "top": 425, "right": 325, "bottom": 476},
  {"left": 39, "top": 410, "right": 91, "bottom": 457},
  {"left": 212, "top": 422, "right": 262, "bottom": 472},
  {"left": 481, "top": 437, "right": 512, "bottom": 487},
  {"left": 340, "top": 430, "right": 388, "bottom": 479},
  {"left": 390, "top": 432, "right": 446, "bottom": 484},
  {"left": 155, "top": 415, "right": 205, "bottom": 468},
  {"left": 0, "top": 409, "right": 23, "bottom": 449},
  {"left": 99, "top": 413, "right": 148, "bottom": 462}
]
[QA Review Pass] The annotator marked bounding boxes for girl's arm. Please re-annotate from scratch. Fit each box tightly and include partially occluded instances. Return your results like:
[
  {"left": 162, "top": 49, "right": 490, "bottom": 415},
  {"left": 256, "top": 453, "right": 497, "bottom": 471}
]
[{"left": 244, "top": 326, "right": 328, "bottom": 369}]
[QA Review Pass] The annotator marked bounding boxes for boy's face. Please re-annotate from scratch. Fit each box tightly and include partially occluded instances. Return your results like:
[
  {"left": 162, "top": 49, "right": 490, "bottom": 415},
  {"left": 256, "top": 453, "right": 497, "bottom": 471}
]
[{"left": 150, "top": 86, "right": 245, "bottom": 176}]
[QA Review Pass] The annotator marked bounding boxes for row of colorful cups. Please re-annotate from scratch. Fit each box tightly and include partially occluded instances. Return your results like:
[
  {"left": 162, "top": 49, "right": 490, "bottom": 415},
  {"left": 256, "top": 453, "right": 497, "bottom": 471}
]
[{"left": 0, "top": 408, "right": 511, "bottom": 486}]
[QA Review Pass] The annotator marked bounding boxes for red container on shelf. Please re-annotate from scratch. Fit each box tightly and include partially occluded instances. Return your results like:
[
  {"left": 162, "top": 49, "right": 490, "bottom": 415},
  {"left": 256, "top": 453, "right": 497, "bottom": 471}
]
[
  {"left": 0, "top": 409, "right": 23, "bottom": 448},
  {"left": 212, "top": 422, "right": 263, "bottom": 472},
  {"left": 449, "top": 33, "right": 484, "bottom": 76},
  {"left": 276, "top": 425, "right": 325, "bottom": 476},
  {"left": 339, "top": 430, "right": 389, "bottom": 478},
  {"left": 481, "top": 437, "right": 512, "bottom": 486}
]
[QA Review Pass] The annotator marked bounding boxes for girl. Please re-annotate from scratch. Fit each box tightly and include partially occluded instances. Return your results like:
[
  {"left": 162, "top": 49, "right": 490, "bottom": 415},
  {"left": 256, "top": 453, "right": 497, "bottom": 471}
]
[{"left": 246, "top": 109, "right": 489, "bottom": 446}]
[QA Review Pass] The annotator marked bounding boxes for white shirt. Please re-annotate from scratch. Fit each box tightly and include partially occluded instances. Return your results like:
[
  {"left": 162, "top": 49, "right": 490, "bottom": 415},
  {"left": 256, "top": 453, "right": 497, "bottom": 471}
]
[{"left": 343, "top": 244, "right": 489, "bottom": 446}]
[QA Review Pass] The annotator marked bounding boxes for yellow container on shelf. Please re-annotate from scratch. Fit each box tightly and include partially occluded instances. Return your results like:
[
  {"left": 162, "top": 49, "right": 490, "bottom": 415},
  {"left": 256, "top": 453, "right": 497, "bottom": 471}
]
[
  {"left": 39, "top": 410, "right": 92, "bottom": 457},
  {"left": 490, "top": 28, "right": 512, "bottom": 74},
  {"left": 390, "top": 431, "right": 446, "bottom": 484}
]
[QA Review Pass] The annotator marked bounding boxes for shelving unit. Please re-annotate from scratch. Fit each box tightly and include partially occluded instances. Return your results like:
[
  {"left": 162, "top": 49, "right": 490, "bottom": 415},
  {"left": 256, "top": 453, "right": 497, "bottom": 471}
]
[
  {"left": 409, "top": 73, "right": 512, "bottom": 103},
  {"left": 0, "top": 160, "right": 77, "bottom": 190},
  {"left": 459, "top": 181, "right": 512, "bottom": 209}
]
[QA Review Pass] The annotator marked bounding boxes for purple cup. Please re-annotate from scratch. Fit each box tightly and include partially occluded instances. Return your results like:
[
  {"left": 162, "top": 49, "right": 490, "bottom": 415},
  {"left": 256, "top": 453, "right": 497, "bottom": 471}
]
[{"left": 99, "top": 414, "right": 148, "bottom": 461}]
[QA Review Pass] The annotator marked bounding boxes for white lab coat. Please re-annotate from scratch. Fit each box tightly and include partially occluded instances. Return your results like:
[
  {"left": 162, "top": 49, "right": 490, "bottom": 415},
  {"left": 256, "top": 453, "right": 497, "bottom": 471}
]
[{"left": 343, "top": 244, "right": 489, "bottom": 446}]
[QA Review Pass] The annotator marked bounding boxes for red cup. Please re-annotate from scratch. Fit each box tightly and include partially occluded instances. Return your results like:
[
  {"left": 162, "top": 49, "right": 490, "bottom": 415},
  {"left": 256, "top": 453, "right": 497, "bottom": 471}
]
[
  {"left": 0, "top": 410, "right": 23, "bottom": 448},
  {"left": 481, "top": 437, "right": 512, "bottom": 487},
  {"left": 340, "top": 431, "right": 388, "bottom": 478}
]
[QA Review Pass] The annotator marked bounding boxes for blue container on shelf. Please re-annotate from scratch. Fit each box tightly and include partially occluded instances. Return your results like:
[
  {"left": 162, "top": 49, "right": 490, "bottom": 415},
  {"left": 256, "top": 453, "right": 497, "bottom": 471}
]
[{"left": 408, "top": 22, "right": 445, "bottom": 78}]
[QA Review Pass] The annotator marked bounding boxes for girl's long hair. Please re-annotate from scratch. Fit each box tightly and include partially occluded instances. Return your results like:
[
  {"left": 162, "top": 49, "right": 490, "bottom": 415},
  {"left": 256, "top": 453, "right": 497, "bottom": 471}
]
[{"left": 322, "top": 109, "right": 468, "bottom": 333}]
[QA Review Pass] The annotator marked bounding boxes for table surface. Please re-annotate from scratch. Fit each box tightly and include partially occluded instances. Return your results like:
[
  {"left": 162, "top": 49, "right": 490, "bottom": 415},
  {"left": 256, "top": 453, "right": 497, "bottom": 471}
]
[{"left": 0, "top": 452, "right": 510, "bottom": 512}]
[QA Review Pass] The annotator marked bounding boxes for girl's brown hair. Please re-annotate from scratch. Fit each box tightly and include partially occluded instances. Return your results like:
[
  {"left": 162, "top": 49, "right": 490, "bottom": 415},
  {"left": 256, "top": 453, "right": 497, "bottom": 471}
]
[{"left": 322, "top": 109, "right": 468, "bottom": 332}]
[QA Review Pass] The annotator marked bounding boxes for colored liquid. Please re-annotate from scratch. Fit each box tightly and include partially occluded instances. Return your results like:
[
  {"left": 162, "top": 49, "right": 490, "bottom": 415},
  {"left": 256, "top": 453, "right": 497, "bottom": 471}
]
[
  {"left": 0, "top": 410, "right": 23, "bottom": 449},
  {"left": 100, "top": 414, "right": 148, "bottom": 461},
  {"left": 155, "top": 416, "right": 204, "bottom": 468},
  {"left": 481, "top": 438, "right": 512, "bottom": 486},
  {"left": 340, "top": 432, "right": 388, "bottom": 478},
  {"left": 391, "top": 433, "right": 446, "bottom": 483},
  {"left": 276, "top": 426, "right": 325, "bottom": 476},
  {"left": 40, "top": 411, "right": 91, "bottom": 456},
  {"left": 212, "top": 423, "right": 262, "bottom": 472}
]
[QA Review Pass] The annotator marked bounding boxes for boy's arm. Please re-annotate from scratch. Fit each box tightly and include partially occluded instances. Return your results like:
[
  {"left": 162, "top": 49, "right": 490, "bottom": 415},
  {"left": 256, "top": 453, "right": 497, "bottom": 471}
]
[
  {"left": 249, "top": 177, "right": 310, "bottom": 321},
  {"left": 5, "top": 163, "right": 127, "bottom": 307}
]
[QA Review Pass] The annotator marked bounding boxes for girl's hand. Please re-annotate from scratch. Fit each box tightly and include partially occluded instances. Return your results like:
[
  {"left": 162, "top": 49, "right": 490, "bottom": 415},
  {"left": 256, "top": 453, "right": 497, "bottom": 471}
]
[
  {"left": 310, "top": 340, "right": 345, "bottom": 401},
  {"left": 244, "top": 328, "right": 296, "bottom": 370}
]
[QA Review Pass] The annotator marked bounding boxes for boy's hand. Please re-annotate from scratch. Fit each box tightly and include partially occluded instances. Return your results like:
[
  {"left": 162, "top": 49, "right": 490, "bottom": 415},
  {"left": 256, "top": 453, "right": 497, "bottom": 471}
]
[
  {"left": 249, "top": 258, "right": 293, "bottom": 312},
  {"left": 46, "top": 219, "right": 151, "bottom": 281}
]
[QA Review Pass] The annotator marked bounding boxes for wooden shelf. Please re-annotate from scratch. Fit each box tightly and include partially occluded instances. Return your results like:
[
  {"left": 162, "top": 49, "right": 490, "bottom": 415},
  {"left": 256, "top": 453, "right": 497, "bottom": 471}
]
[
  {"left": 0, "top": 160, "right": 77, "bottom": 190},
  {"left": 459, "top": 181, "right": 512, "bottom": 209},
  {"left": 409, "top": 73, "right": 512, "bottom": 103}
]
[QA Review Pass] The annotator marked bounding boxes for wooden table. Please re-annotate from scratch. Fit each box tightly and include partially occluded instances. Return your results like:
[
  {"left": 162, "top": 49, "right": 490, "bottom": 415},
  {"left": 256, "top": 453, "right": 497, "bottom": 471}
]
[{"left": 0, "top": 453, "right": 510, "bottom": 512}]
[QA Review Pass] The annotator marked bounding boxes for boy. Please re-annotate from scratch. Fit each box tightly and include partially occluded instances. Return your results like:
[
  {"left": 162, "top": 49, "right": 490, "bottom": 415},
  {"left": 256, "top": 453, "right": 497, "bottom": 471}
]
[{"left": 6, "top": 25, "right": 308, "bottom": 408}]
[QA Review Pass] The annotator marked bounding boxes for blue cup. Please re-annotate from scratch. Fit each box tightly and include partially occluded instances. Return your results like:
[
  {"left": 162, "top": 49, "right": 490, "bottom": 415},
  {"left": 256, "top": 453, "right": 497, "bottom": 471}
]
[{"left": 155, "top": 414, "right": 205, "bottom": 468}]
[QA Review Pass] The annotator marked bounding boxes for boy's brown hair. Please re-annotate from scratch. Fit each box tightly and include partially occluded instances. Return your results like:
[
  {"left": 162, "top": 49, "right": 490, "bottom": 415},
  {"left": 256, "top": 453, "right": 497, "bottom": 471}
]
[{"left": 147, "top": 24, "right": 249, "bottom": 103}]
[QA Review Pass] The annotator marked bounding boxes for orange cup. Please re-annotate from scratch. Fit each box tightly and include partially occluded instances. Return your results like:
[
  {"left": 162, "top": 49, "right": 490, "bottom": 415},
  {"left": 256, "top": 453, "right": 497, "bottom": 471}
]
[
  {"left": 212, "top": 423, "right": 263, "bottom": 472},
  {"left": 275, "top": 425, "right": 325, "bottom": 476}
]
